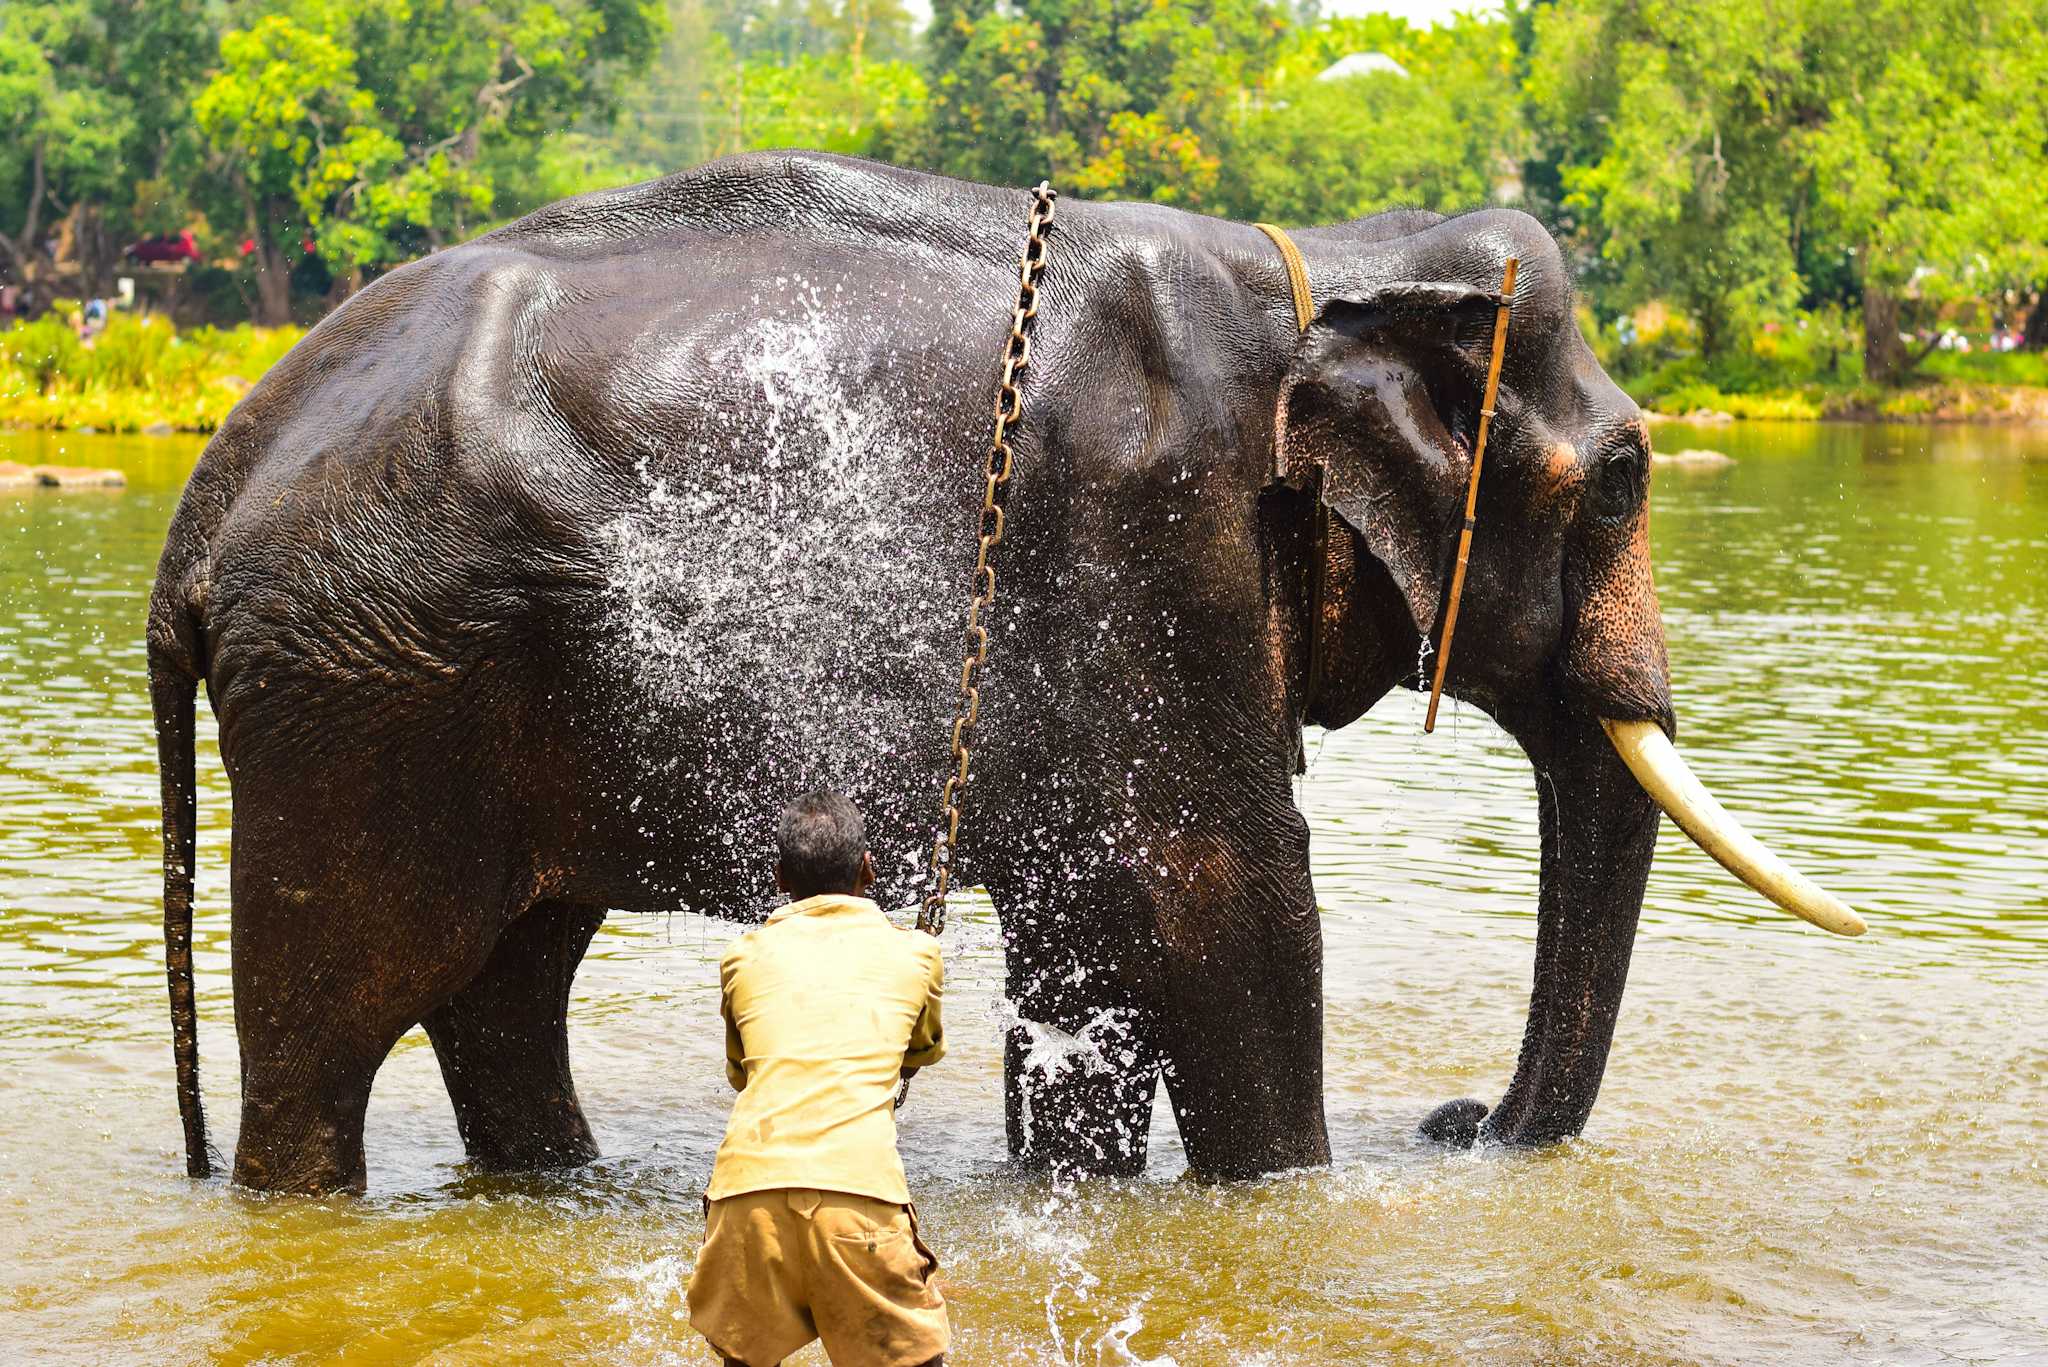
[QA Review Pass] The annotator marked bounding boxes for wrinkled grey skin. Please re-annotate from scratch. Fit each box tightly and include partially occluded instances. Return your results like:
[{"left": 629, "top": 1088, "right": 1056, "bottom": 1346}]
[{"left": 149, "top": 151, "right": 1672, "bottom": 1194}]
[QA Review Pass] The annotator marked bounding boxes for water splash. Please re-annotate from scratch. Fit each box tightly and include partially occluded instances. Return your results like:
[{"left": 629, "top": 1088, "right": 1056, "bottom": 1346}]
[
  {"left": 609, "top": 1252, "right": 689, "bottom": 1320},
  {"left": 994, "top": 1189, "right": 1182, "bottom": 1367},
  {"left": 998, "top": 998, "right": 1143, "bottom": 1158},
  {"left": 598, "top": 288, "right": 959, "bottom": 879}
]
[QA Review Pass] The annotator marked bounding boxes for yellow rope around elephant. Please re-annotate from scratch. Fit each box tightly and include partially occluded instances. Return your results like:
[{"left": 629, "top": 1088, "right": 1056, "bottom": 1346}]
[
  {"left": 1254, "top": 223, "right": 1314, "bottom": 331},
  {"left": 1255, "top": 222, "right": 1330, "bottom": 706}
]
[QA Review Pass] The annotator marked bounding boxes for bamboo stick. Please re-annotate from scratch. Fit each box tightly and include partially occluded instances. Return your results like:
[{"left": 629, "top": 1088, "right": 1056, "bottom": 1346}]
[{"left": 1424, "top": 258, "right": 1517, "bottom": 734}]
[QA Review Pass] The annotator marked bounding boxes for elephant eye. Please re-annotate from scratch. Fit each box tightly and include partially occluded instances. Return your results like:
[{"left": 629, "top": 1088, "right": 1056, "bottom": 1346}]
[{"left": 1593, "top": 449, "right": 1644, "bottom": 521}]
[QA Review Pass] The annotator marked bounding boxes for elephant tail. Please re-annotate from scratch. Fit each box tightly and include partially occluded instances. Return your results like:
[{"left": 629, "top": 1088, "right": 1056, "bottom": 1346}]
[{"left": 149, "top": 651, "right": 210, "bottom": 1179}]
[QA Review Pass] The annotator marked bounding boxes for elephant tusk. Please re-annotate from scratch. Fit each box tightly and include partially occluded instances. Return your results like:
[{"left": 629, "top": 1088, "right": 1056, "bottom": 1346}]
[{"left": 1601, "top": 718, "right": 1867, "bottom": 937}]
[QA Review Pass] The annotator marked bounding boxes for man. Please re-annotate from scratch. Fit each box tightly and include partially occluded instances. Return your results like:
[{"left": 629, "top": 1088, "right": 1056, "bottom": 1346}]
[{"left": 688, "top": 791, "right": 950, "bottom": 1367}]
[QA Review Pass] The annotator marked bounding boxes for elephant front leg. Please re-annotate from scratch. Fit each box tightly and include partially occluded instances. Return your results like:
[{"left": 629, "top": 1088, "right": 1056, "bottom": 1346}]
[
  {"left": 1153, "top": 821, "right": 1331, "bottom": 1180},
  {"left": 996, "top": 900, "right": 1163, "bottom": 1179},
  {"left": 1003, "top": 1004, "right": 1162, "bottom": 1180},
  {"left": 992, "top": 804, "right": 1332, "bottom": 1183}
]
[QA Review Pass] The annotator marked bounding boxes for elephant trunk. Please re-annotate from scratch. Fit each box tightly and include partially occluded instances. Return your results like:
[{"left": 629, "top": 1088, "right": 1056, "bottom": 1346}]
[{"left": 1422, "top": 713, "right": 1658, "bottom": 1148}]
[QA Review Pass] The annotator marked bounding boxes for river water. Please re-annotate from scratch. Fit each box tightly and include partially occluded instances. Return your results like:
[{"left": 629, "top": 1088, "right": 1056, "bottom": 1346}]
[{"left": 2, "top": 422, "right": 2044, "bottom": 1364}]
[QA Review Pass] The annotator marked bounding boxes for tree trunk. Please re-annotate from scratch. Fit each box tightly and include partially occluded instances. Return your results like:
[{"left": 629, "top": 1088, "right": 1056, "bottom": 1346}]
[
  {"left": 0, "top": 137, "right": 51, "bottom": 288},
  {"left": 1863, "top": 286, "right": 1911, "bottom": 385},
  {"left": 2022, "top": 286, "right": 2048, "bottom": 352},
  {"left": 74, "top": 205, "right": 118, "bottom": 299},
  {"left": 250, "top": 197, "right": 293, "bottom": 327},
  {"left": 324, "top": 267, "right": 362, "bottom": 311},
  {"left": 253, "top": 239, "right": 291, "bottom": 326}
]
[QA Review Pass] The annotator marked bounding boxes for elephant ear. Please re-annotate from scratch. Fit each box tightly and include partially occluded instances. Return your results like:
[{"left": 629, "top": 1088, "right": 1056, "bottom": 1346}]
[{"left": 1274, "top": 283, "right": 1500, "bottom": 635}]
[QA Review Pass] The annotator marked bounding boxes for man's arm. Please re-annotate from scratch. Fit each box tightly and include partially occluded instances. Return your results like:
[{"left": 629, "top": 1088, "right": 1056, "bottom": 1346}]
[
  {"left": 900, "top": 946, "right": 945, "bottom": 1079},
  {"left": 721, "top": 950, "right": 748, "bottom": 1092}
]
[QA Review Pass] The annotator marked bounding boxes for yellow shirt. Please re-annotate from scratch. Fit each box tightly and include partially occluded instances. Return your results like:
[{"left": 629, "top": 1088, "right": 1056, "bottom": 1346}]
[{"left": 708, "top": 894, "right": 945, "bottom": 1205}]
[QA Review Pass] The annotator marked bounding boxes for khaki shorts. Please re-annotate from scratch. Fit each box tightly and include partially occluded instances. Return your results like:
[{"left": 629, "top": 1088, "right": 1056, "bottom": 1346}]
[{"left": 687, "top": 1188, "right": 949, "bottom": 1367}]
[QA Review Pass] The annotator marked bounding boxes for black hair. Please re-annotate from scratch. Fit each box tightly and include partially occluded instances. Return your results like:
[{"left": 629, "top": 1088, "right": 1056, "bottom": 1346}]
[{"left": 776, "top": 790, "right": 868, "bottom": 898}]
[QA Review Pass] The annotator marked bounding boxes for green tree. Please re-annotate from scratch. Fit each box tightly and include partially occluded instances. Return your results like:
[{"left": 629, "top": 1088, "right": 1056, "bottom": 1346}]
[
  {"left": 0, "top": 0, "right": 216, "bottom": 295},
  {"left": 590, "top": 0, "right": 926, "bottom": 180},
  {"left": 600, "top": 0, "right": 725, "bottom": 174},
  {"left": 1523, "top": 0, "right": 1815, "bottom": 360},
  {"left": 712, "top": 0, "right": 916, "bottom": 66},
  {"left": 0, "top": 2, "right": 118, "bottom": 284},
  {"left": 194, "top": 0, "right": 662, "bottom": 323},
  {"left": 697, "top": 48, "right": 927, "bottom": 160},
  {"left": 923, "top": 0, "right": 1288, "bottom": 206},
  {"left": 1803, "top": 0, "right": 2048, "bottom": 381},
  {"left": 1225, "top": 15, "right": 1522, "bottom": 223},
  {"left": 192, "top": 7, "right": 373, "bottom": 323}
]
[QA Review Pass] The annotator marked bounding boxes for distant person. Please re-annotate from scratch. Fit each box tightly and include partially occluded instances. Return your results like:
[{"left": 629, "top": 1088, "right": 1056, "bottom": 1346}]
[{"left": 687, "top": 790, "right": 949, "bottom": 1367}]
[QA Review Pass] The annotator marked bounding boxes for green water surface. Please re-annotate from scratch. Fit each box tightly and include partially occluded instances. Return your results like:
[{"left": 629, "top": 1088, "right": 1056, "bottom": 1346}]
[{"left": 2, "top": 422, "right": 2044, "bottom": 1364}]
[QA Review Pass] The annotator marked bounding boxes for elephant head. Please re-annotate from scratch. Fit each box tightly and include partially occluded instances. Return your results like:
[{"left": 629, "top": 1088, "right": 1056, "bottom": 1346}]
[{"left": 1272, "top": 210, "right": 1862, "bottom": 1148}]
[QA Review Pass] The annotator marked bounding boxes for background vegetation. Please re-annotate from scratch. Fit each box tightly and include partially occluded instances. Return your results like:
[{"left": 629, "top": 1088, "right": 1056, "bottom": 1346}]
[{"left": 3, "top": 0, "right": 2045, "bottom": 429}]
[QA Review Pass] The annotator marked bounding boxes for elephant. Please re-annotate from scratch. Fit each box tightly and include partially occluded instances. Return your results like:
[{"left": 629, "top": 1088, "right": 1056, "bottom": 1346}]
[{"left": 148, "top": 151, "right": 1859, "bottom": 1195}]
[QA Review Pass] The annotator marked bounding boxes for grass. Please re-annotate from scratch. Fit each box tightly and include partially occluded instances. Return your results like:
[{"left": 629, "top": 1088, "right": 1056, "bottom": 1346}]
[
  {"left": 0, "top": 312, "right": 305, "bottom": 433},
  {"left": 1602, "top": 314, "right": 2048, "bottom": 425},
  {"left": 1919, "top": 348, "right": 2048, "bottom": 387},
  {"left": 1639, "top": 374, "right": 2048, "bottom": 425}
]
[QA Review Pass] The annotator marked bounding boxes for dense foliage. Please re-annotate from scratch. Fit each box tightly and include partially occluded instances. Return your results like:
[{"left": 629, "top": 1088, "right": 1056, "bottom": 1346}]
[
  {"left": 2, "top": 0, "right": 2044, "bottom": 382},
  {"left": 0, "top": 310, "right": 303, "bottom": 429}
]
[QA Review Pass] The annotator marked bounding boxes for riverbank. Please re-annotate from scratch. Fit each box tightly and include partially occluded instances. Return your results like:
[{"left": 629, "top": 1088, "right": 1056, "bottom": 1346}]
[
  {"left": 1629, "top": 348, "right": 2048, "bottom": 425},
  {"left": 7, "top": 313, "right": 2048, "bottom": 432},
  {"left": 1644, "top": 378, "right": 2048, "bottom": 425}
]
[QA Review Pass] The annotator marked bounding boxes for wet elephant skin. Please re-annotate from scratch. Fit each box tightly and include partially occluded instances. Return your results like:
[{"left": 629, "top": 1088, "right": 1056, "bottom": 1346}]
[{"left": 147, "top": 152, "right": 1673, "bottom": 1193}]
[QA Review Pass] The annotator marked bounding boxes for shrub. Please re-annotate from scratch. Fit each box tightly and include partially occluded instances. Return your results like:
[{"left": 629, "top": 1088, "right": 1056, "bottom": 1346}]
[
  {"left": 1921, "top": 349, "right": 2048, "bottom": 387},
  {"left": 4, "top": 316, "right": 86, "bottom": 395},
  {"left": 0, "top": 314, "right": 305, "bottom": 431}
]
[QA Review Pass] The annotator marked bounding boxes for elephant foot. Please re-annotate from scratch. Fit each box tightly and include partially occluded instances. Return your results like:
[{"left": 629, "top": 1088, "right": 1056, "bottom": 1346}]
[
  {"left": 234, "top": 1064, "right": 378, "bottom": 1195},
  {"left": 1419, "top": 1098, "right": 1490, "bottom": 1149},
  {"left": 232, "top": 1141, "right": 370, "bottom": 1196},
  {"left": 462, "top": 1110, "right": 600, "bottom": 1173}
]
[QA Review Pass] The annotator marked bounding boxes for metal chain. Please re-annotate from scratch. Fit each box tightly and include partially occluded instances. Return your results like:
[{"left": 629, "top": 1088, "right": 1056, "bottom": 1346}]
[{"left": 916, "top": 180, "right": 1058, "bottom": 938}]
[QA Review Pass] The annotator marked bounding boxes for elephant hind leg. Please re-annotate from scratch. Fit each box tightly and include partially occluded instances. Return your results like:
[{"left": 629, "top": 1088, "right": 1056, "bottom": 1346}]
[
  {"left": 233, "top": 1027, "right": 393, "bottom": 1195},
  {"left": 228, "top": 870, "right": 486, "bottom": 1195},
  {"left": 423, "top": 899, "right": 606, "bottom": 1172}
]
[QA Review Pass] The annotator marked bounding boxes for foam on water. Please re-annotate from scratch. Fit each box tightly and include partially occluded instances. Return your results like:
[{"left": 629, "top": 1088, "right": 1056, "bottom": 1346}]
[
  {"left": 611, "top": 1251, "right": 689, "bottom": 1320},
  {"left": 608, "top": 1252, "right": 697, "bottom": 1366}
]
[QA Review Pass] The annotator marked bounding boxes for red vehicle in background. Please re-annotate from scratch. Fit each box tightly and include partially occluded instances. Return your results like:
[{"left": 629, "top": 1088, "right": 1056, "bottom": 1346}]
[{"left": 124, "top": 229, "right": 201, "bottom": 265}]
